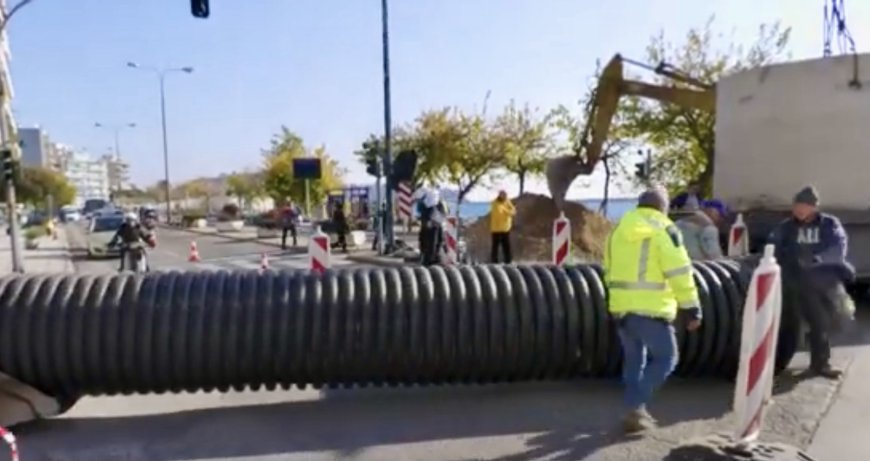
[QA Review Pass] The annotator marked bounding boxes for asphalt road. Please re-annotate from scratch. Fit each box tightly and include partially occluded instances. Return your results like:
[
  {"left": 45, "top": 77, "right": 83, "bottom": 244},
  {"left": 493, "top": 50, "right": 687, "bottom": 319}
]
[{"left": 6, "top": 225, "right": 864, "bottom": 461}]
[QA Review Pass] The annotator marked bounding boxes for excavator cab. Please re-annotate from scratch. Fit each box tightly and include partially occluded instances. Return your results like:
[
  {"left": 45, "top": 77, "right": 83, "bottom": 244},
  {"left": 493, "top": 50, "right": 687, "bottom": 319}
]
[{"left": 545, "top": 54, "right": 716, "bottom": 210}]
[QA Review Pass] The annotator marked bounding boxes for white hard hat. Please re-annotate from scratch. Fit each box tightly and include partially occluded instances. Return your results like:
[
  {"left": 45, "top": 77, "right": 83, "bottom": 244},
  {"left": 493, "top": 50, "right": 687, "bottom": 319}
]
[{"left": 125, "top": 212, "right": 138, "bottom": 221}]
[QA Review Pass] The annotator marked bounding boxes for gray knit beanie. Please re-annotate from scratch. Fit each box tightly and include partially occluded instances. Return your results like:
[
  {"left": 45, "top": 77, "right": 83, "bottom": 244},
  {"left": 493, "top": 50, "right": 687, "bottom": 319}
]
[
  {"left": 793, "top": 186, "right": 820, "bottom": 206},
  {"left": 637, "top": 186, "right": 670, "bottom": 213}
]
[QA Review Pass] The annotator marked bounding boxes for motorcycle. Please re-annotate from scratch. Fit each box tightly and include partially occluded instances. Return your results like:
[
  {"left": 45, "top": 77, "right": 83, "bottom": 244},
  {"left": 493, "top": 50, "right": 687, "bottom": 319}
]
[{"left": 122, "top": 241, "right": 149, "bottom": 273}]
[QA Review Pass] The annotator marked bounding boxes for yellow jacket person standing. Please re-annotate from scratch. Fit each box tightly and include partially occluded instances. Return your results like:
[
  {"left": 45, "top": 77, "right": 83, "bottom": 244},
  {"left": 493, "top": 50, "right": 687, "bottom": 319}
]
[
  {"left": 489, "top": 190, "right": 515, "bottom": 263},
  {"left": 603, "top": 186, "right": 702, "bottom": 434}
]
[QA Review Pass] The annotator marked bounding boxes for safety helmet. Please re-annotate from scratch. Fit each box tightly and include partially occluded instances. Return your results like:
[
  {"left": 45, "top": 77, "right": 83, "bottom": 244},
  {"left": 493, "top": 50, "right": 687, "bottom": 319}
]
[
  {"left": 702, "top": 199, "right": 728, "bottom": 217},
  {"left": 124, "top": 212, "right": 138, "bottom": 222}
]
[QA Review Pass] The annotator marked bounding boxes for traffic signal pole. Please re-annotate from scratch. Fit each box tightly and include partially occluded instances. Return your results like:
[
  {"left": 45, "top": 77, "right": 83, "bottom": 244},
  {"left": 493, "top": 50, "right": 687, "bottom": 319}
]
[{"left": 380, "top": 0, "right": 395, "bottom": 252}]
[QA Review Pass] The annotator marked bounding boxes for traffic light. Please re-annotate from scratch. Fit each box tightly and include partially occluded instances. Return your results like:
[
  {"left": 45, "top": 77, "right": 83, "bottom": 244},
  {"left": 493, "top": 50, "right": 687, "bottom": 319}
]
[
  {"left": 1, "top": 149, "right": 13, "bottom": 182},
  {"left": 191, "top": 0, "right": 210, "bottom": 18},
  {"left": 365, "top": 156, "right": 381, "bottom": 177},
  {"left": 388, "top": 150, "right": 418, "bottom": 190},
  {"left": 634, "top": 161, "right": 648, "bottom": 180}
]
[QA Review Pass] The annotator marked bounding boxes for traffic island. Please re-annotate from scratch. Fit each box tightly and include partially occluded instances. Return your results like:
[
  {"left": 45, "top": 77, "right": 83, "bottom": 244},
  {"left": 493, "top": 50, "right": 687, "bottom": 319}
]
[{"left": 666, "top": 434, "right": 816, "bottom": 461}]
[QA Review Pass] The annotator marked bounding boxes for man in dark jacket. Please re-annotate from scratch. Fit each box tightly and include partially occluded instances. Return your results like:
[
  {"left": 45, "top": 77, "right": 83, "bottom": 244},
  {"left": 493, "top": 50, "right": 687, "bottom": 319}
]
[
  {"left": 768, "top": 185, "right": 854, "bottom": 379},
  {"left": 332, "top": 203, "right": 349, "bottom": 253},
  {"left": 109, "top": 212, "right": 154, "bottom": 271},
  {"left": 280, "top": 202, "right": 301, "bottom": 250}
]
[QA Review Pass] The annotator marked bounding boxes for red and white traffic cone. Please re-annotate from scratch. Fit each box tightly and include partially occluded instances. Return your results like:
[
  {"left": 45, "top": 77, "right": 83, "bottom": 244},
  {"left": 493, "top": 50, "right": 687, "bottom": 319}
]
[
  {"left": 728, "top": 213, "right": 749, "bottom": 257},
  {"left": 260, "top": 252, "right": 270, "bottom": 270},
  {"left": 188, "top": 241, "right": 201, "bottom": 263}
]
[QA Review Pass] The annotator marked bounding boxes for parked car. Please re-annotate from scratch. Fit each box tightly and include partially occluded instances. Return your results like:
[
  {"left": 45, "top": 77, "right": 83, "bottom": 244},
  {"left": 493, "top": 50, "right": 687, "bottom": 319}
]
[{"left": 87, "top": 215, "right": 125, "bottom": 259}]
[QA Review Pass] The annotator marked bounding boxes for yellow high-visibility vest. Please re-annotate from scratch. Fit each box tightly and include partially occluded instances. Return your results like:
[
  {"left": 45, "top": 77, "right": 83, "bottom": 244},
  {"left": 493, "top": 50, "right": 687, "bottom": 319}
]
[{"left": 603, "top": 207, "right": 700, "bottom": 322}]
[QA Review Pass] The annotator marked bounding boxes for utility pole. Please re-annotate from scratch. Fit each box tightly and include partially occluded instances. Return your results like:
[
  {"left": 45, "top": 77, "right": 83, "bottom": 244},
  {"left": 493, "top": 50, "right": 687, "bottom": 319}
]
[
  {"left": 1, "top": 0, "right": 39, "bottom": 273},
  {"left": 380, "top": 0, "right": 395, "bottom": 252}
]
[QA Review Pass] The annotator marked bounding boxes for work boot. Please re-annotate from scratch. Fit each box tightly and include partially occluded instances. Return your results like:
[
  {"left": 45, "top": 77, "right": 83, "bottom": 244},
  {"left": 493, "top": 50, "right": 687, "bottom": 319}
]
[
  {"left": 622, "top": 409, "right": 656, "bottom": 434},
  {"left": 638, "top": 405, "right": 657, "bottom": 424},
  {"left": 811, "top": 364, "right": 843, "bottom": 379}
]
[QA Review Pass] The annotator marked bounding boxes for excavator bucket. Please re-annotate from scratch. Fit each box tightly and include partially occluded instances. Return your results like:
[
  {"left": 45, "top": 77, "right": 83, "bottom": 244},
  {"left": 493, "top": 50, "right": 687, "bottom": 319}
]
[{"left": 545, "top": 55, "right": 624, "bottom": 210}]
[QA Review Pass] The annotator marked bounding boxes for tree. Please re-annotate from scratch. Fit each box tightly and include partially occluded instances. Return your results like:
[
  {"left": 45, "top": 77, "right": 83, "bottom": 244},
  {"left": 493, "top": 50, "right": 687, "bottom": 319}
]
[
  {"left": 261, "top": 127, "right": 344, "bottom": 210},
  {"left": 181, "top": 179, "right": 218, "bottom": 210},
  {"left": 225, "top": 172, "right": 262, "bottom": 210},
  {"left": 619, "top": 17, "right": 790, "bottom": 194},
  {"left": 494, "top": 101, "right": 554, "bottom": 194},
  {"left": 353, "top": 125, "right": 440, "bottom": 188},
  {"left": 414, "top": 108, "right": 501, "bottom": 211},
  {"left": 4, "top": 166, "right": 76, "bottom": 209}
]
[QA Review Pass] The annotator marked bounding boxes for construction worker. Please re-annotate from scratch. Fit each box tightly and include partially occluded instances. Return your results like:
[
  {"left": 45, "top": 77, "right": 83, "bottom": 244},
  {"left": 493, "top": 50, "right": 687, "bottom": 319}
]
[
  {"left": 767, "top": 185, "right": 855, "bottom": 379},
  {"left": 603, "top": 186, "right": 702, "bottom": 433},
  {"left": 489, "top": 190, "right": 516, "bottom": 263},
  {"left": 675, "top": 199, "right": 726, "bottom": 260}
]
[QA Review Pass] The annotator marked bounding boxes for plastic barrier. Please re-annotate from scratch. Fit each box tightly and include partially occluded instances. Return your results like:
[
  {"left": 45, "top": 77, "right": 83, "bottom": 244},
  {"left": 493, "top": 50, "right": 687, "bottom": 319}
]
[
  {"left": 552, "top": 213, "right": 571, "bottom": 266},
  {"left": 443, "top": 217, "right": 459, "bottom": 265},
  {"left": 734, "top": 244, "right": 782, "bottom": 445},
  {"left": 728, "top": 213, "right": 749, "bottom": 257},
  {"left": 188, "top": 241, "right": 201, "bottom": 262},
  {"left": 0, "top": 259, "right": 801, "bottom": 410},
  {"left": 0, "top": 426, "right": 17, "bottom": 461},
  {"left": 308, "top": 227, "right": 330, "bottom": 273}
]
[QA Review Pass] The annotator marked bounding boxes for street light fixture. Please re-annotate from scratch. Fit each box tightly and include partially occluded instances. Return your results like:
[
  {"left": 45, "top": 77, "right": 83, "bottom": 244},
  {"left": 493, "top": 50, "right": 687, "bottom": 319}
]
[
  {"left": 126, "top": 62, "right": 194, "bottom": 222},
  {"left": 94, "top": 122, "right": 136, "bottom": 159}
]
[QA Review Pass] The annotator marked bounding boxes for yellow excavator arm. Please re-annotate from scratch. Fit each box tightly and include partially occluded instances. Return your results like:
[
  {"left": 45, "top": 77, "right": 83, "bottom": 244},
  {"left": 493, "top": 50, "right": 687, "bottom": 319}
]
[{"left": 546, "top": 54, "right": 716, "bottom": 209}]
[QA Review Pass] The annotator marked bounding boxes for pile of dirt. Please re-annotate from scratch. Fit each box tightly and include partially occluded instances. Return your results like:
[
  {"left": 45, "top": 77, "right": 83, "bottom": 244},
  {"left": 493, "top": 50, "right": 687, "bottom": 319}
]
[{"left": 464, "top": 193, "right": 614, "bottom": 263}]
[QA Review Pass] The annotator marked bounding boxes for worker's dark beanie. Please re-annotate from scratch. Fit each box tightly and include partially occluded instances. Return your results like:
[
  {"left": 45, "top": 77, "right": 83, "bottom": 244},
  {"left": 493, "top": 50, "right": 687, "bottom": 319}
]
[
  {"left": 637, "top": 186, "right": 669, "bottom": 212},
  {"left": 794, "top": 186, "right": 820, "bottom": 206}
]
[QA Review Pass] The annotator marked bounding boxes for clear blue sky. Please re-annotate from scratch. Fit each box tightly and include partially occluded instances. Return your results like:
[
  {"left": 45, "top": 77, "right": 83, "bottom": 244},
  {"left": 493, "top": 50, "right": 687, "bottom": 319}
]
[{"left": 8, "top": 0, "right": 869, "bottom": 201}]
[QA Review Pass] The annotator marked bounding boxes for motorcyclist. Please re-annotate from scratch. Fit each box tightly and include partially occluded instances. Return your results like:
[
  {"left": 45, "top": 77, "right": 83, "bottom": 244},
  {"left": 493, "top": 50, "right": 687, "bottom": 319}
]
[{"left": 110, "top": 212, "right": 155, "bottom": 271}]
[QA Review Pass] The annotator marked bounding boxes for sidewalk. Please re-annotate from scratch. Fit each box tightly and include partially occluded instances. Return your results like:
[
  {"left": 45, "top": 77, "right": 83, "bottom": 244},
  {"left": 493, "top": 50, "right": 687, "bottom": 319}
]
[
  {"left": 0, "top": 226, "right": 74, "bottom": 274},
  {"left": 807, "top": 343, "right": 870, "bottom": 459}
]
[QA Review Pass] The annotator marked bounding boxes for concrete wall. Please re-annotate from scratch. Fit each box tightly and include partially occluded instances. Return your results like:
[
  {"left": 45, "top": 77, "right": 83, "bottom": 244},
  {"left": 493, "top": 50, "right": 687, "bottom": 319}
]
[{"left": 714, "top": 53, "right": 870, "bottom": 210}]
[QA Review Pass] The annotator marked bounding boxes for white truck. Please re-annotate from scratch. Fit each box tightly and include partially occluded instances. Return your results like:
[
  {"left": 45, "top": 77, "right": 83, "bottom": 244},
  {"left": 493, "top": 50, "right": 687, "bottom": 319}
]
[{"left": 546, "top": 52, "right": 870, "bottom": 286}]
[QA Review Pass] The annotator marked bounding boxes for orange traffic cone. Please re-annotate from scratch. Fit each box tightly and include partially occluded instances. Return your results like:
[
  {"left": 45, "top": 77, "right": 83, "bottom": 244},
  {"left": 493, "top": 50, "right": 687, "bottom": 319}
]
[
  {"left": 188, "top": 241, "right": 201, "bottom": 262},
  {"left": 260, "top": 252, "right": 270, "bottom": 270}
]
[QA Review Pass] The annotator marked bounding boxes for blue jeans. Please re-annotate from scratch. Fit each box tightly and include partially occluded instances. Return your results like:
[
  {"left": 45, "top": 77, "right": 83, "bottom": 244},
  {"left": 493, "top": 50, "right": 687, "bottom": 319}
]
[{"left": 618, "top": 314, "right": 679, "bottom": 411}]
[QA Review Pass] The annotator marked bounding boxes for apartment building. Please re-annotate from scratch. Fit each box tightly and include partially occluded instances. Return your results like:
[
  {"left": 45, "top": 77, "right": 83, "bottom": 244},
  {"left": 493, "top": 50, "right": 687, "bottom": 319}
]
[
  {"left": 100, "top": 153, "right": 130, "bottom": 191},
  {"left": 64, "top": 154, "right": 110, "bottom": 208}
]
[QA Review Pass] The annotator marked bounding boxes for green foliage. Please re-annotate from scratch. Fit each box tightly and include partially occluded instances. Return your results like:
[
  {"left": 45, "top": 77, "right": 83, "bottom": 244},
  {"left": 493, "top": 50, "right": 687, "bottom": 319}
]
[
  {"left": 262, "top": 126, "right": 344, "bottom": 210},
  {"left": 353, "top": 126, "right": 436, "bottom": 187},
  {"left": 225, "top": 172, "right": 262, "bottom": 210},
  {"left": 493, "top": 101, "right": 555, "bottom": 194},
  {"left": 619, "top": 17, "right": 791, "bottom": 194},
  {"left": 24, "top": 226, "right": 45, "bottom": 242},
  {"left": 4, "top": 166, "right": 77, "bottom": 209}
]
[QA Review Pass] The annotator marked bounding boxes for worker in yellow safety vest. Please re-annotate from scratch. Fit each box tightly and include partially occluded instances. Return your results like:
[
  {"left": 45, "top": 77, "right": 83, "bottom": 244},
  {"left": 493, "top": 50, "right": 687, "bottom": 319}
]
[{"left": 603, "top": 186, "right": 702, "bottom": 434}]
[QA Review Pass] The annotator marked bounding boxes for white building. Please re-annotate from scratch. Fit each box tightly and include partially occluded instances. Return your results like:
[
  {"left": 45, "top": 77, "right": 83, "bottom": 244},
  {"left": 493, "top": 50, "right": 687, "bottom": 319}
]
[
  {"left": 100, "top": 153, "right": 130, "bottom": 191},
  {"left": 0, "top": 0, "right": 17, "bottom": 158},
  {"left": 64, "top": 154, "right": 110, "bottom": 207}
]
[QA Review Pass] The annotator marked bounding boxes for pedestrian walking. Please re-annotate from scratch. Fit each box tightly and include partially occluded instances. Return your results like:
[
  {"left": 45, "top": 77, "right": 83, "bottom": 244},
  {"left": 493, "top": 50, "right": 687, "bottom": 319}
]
[
  {"left": 603, "top": 186, "right": 702, "bottom": 433},
  {"left": 332, "top": 202, "right": 349, "bottom": 253},
  {"left": 767, "top": 185, "right": 855, "bottom": 379},
  {"left": 489, "top": 190, "right": 515, "bottom": 263},
  {"left": 280, "top": 201, "right": 300, "bottom": 250},
  {"left": 675, "top": 199, "right": 726, "bottom": 260}
]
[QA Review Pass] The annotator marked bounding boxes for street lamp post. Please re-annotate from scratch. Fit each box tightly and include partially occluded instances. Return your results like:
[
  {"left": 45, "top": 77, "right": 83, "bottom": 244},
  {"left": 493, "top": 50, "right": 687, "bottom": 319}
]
[
  {"left": 126, "top": 62, "right": 193, "bottom": 223},
  {"left": 380, "top": 0, "right": 395, "bottom": 252},
  {"left": 94, "top": 122, "right": 136, "bottom": 160}
]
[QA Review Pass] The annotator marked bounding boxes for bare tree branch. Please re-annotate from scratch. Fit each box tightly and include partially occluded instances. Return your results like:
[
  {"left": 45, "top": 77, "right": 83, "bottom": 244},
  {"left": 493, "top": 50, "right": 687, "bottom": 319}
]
[{"left": 1, "top": 0, "right": 37, "bottom": 32}]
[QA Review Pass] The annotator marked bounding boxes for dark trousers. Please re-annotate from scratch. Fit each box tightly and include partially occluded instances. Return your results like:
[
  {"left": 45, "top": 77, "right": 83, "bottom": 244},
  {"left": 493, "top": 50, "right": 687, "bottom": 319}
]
[
  {"left": 331, "top": 228, "right": 348, "bottom": 252},
  {"left": 791, "top": 271, "right": 844, "bottom": 369},
  {"left": 281, "top": 225, "right": 297, "bottom": 249},
  {"left": 491, "top": 232, "right": 512, "bottom": 263},
  {"left": 421, "top": 223, "right": 442, "bottom": 266}
]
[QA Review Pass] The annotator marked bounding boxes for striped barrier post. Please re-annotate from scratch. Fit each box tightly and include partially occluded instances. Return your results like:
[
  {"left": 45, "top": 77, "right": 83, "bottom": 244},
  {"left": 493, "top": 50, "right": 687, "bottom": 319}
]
[
  {"left": 309, "top": 226, "right": 331, "bottom": 273},
  {"left": 0, "top": 426, "right": 18, "bottom": 461},
  {"left": 733, "top": 243, "right": 782, "bottom": 447},
  {"left": 552, "top": 212, "right": 571, "bottom": 266},
  {"left": 728, "top": 213, "right": 749, "bottom": 257},
  {"left": 443, "top": 216, "right": 459, "bottom": 265},
  {"left": 398, "top": 182, "right": 413, "bottom": 224}
]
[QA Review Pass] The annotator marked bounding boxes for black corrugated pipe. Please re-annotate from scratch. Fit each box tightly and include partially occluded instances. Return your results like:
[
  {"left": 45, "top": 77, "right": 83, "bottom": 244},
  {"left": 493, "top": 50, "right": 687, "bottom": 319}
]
[{"left": 0, "top": 260, "right": 799, "bottom": 409}]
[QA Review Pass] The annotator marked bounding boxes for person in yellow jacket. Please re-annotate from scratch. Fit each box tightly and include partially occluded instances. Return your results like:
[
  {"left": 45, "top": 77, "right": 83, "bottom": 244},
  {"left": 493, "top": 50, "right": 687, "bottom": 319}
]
[
  {"left": 489, "top": 190, "right": 516, "bottom": 263},
  {"left": 603, "top": 186, "right": 702, "bottom": 433}
]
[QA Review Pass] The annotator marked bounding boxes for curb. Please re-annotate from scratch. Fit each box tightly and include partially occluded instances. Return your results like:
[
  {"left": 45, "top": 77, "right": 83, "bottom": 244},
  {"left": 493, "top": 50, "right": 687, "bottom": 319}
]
[
  {"left": 158, "top": 224, "right": 286, "bottom": 249},
  {"left": 345, "top": 254, "right": 413, "bottom": 267}
]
